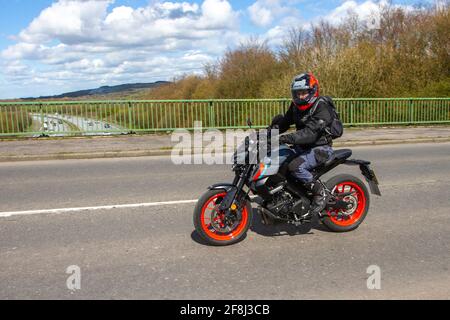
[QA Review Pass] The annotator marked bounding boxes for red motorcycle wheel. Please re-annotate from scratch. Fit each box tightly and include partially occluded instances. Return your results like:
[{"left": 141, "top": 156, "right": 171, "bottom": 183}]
[
  {"left": 322, "top": 174, "right": 370, "bottom": 232},
  {"left": 194, "top": 189, "right": 252, "bottom": 246}
]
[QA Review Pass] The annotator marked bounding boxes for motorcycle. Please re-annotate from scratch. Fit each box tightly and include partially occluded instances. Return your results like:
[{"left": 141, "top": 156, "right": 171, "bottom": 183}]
[{"left": 193, "top": 118, "right": 381, "bottom": 246}]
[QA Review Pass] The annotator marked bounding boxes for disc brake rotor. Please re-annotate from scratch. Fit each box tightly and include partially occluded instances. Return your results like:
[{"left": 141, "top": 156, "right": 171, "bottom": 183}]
[
  {"left": 341, "top": 194, "right": 357, "bottom": 216},
  {"left": 330, "top": 185, "right": 358, "bottom": 218},
  {"left": 209, "top": 206, "right": 239, "bottom": 233}
]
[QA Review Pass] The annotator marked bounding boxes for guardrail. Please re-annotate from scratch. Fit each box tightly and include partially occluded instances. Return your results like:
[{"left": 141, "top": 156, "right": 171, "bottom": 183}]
[{"left": 0, "top": 98, "right": 449, "bottom": 136}]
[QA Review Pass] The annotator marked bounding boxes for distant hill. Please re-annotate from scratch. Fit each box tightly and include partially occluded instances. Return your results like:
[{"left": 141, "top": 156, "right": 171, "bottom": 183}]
[{"left": 21, "top": 81, "right": 170, "bottom": 100}]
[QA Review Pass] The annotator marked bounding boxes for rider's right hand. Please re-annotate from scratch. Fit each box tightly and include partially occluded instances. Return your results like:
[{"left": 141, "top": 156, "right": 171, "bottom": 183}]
[{"left": 270, "top": 114, "right": 284, "bottom": 129}]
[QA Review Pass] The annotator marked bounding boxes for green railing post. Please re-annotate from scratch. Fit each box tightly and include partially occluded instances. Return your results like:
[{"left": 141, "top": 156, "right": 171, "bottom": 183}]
[
  {"left": 409, "top": 99, "right": 413, "bottom": 124},
  {"left": 39, "top": 103, "right": 45, "bottom": 135},
  {"left": 350, "top": 102, "right": 354, "bottom": 126},
  {"left": 209, "top": 100, "right": 215, "bottom": 128},
  {"left": 128, "top": 101, "right": 134, "bottom": 133}
]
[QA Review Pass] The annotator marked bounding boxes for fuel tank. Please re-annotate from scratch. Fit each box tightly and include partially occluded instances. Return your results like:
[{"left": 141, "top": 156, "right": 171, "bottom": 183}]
[{"left": 253, "top": 145, "right": 296, "bottom": 181}]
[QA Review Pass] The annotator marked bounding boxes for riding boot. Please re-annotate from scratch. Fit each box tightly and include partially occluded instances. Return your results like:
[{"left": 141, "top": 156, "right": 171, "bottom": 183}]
[{"left": 303, "top": 180, "right": 328, "bottom": 219}]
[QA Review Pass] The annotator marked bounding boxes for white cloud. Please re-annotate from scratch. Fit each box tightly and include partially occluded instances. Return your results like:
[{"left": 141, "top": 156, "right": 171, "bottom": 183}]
[
  {"left": 257, "top": 15, "right": 308, "bottom": 47},
  {"left": 247, "top": 0, "right": 300, "bottom": 28},
  {"left": 248, "top": 2, "right": 274, "bottom": 27},
  {"left": 256, "top": 0, "right": 421, "bottom": 48},
  {"left": 200, "top": 0, "right": 236, "bottom": 28},
  {"left": 322, "top": 0, "right": 417, "bottom": 28},
  {"left": 0, "top": 0, "right": 240, "bottom": 98},
  {"left": 324, "top": 0, "right": 381, "bottom": 26},
  {"left": 104, "top": 6, "right": 135, "bottom": 26},
  {"left": 7, "top": 0, "right": 238, "bottom": 50},
  {"left": 2, "top": 61, "right": 30, "bottom": 77},
  {"left": 18, "top": 0, "right": 111, "bottom": 44}
]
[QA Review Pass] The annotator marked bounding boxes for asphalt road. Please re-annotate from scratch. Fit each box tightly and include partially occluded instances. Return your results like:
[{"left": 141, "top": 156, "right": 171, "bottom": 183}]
[
  {"left": 61, "top": 114, "right": 126, "bottom": 135},
  {"left": 0, "top": 142, "right": 449, "bottom": 299},
  {"left": 29, "top": 113, "right": 126, "bottom": 137},
  {"left": 30, "top": 114, "right": 71, "bottom": 135}
]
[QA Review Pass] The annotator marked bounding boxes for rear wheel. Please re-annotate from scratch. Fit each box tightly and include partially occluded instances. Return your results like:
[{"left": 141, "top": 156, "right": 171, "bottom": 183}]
[
  {"left": 193, "top": 189, "right": 253, "bottom": 246},
  {"left": 321, "top": 174, "right": 370, "bottom": 232}
]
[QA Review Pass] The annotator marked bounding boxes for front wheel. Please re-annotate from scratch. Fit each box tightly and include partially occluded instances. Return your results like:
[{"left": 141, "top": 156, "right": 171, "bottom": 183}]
[
  {"left": 193, "top": 189, "right": 253, "bottom": 246},
  {"left": 321, "top": 174, "right": 370, "bottom": 232}
]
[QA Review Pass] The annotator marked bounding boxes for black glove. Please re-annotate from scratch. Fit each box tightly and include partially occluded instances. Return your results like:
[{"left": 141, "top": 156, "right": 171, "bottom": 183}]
[
  {"left": 270, "top": 114, "right": 284, "bottom": 128},
  {"left": 279, "top": 134, "right": 290, "bottom": 145}
]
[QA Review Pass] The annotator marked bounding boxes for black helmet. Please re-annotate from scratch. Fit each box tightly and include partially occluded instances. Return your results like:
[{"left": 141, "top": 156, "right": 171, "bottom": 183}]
[{"left": 291, "top": 72, "right": 320, "bottom": 111}]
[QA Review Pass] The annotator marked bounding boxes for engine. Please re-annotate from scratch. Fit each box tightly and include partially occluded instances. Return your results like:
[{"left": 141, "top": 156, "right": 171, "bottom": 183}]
[{"left": 265, "top": 189, "right": 309, "bottom": 220}]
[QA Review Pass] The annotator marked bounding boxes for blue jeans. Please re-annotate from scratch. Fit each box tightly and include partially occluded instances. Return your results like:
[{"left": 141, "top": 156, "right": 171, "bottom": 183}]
[{"left": 288, "top": 146, "right": 334, "bottom": 183}]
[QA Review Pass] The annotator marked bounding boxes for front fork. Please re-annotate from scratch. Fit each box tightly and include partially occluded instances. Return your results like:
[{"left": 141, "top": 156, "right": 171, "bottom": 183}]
[{"left": 207, "top": 165, "right": 255, "bottom": 221}]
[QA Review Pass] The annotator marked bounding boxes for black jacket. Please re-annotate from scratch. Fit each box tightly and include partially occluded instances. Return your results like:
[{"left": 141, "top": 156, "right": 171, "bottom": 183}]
[{"left": 278, "top": 98, "right": 333, "bottom": 148}]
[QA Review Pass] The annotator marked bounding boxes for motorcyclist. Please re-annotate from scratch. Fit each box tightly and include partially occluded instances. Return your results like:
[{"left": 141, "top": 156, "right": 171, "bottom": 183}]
[{"left": 275, "top": 72, "right": 336, "bottom": 220}]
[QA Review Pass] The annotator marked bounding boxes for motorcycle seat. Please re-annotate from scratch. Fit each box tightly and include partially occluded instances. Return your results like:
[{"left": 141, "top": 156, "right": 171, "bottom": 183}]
[
  {"left": 322, "top": 149, "right": 352, "bottom": 167},
  {"left": 310, "top": 149, "right": 353, "bottom": 179}
]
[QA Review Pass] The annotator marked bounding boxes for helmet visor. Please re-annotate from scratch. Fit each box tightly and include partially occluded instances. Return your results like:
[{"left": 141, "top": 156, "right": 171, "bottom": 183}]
[{"left": 294, "top": 89, "right": 310, "bottom": 98}]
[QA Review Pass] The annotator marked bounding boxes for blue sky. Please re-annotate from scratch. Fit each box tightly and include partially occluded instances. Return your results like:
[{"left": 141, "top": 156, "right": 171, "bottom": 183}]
[{"left": 0, "top": 0, "right": 432, "bottom": 99}]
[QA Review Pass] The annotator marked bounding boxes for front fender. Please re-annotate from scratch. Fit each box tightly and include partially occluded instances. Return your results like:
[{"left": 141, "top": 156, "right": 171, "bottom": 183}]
[
  {"left": 208, "top": 183, "right": 238, "bottom": 210},
  {"left": 207, "top": 183, "right": 256, "bottom": 213},
  {"left": 208, "top": 183, "right": 236, "bottom": 193}
]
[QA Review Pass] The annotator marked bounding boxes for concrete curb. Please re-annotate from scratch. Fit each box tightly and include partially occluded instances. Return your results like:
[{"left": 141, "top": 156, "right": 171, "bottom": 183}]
[{"left": 1, "top": 136, "right": 450, "bottom": 162}]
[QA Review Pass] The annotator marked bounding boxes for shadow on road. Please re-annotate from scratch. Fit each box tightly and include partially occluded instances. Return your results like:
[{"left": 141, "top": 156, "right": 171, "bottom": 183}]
[
  {"left": 190, "top": 230, "right": 210, "bottom": 246},
  {"left": 249, "top": 208, "right": 324, "bottom": 237},
  {"left": 190, "top": 208, "right": 334, "bottom": 246},
  {"left": 190, "top": 230, "right": 249, "bottom": 246}
]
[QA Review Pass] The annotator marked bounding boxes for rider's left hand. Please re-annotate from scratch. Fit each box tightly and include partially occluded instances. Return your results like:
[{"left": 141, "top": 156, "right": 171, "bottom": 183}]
[{"left": 279, "top": 135, "right": 290, "bottom": 145}]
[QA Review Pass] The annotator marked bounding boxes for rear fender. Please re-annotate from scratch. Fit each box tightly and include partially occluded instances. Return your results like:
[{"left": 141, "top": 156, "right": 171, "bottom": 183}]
[{"left": 345, "top": 159, "right": 381, "bottom": 196}]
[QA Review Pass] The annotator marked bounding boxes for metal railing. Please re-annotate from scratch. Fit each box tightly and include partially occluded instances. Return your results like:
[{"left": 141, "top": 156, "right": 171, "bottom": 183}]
[{"left": 0, "top": 98, "right": 449, "bottom": 137}]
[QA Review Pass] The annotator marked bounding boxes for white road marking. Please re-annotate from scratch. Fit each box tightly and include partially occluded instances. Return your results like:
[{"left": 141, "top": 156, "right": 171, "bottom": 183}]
[{"left": 0, "top": 200, "right": 198, "bottom": 218}]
